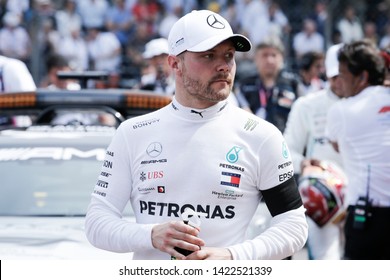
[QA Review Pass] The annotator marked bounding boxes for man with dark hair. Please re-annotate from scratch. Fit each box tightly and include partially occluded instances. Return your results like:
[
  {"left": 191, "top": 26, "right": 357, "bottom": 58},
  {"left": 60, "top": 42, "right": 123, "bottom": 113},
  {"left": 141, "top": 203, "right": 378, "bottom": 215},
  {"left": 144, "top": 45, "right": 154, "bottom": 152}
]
[
  {"left": 40, "top": 54, "right": 80, "bottom": 90},
  {"left": 297, "top": 51, "right": 325, "bottom": 96},
  {"left": 326, "top": 40, "right": 390, "bottom": 259},
  {"left": 336, "top": 40, "right": 385, "bottom": 93}
]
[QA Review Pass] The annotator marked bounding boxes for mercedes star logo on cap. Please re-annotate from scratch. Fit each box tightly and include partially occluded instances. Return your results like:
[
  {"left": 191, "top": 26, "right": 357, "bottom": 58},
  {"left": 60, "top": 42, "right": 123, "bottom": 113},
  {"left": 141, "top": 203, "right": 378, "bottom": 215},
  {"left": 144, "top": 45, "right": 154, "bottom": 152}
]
[{"left": 206, "top": 14, "right": 225, "bottom": 29}]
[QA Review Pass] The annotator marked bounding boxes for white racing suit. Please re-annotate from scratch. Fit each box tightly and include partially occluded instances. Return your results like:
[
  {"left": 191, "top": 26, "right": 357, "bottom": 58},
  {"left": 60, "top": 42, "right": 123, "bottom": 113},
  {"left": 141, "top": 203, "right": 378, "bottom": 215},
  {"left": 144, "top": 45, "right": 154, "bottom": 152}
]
[{"left": 85, "top": 97, "right": 308, "bottom": 259}]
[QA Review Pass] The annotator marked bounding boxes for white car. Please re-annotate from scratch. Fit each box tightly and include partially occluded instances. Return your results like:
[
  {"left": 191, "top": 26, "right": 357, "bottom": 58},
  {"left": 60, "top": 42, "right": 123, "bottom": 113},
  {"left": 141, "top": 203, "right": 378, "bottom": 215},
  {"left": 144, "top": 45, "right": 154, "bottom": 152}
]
[{"left": 0, "top": 125, "right": 136, "bottom": 259}]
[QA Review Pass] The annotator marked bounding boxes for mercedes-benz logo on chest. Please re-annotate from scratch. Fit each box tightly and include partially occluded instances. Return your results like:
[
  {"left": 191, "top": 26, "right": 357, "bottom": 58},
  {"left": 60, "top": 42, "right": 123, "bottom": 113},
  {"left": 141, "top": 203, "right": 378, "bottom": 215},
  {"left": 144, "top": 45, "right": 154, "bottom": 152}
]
[{"left": 146, "top": 142, "right": 163, "bottom": 157}]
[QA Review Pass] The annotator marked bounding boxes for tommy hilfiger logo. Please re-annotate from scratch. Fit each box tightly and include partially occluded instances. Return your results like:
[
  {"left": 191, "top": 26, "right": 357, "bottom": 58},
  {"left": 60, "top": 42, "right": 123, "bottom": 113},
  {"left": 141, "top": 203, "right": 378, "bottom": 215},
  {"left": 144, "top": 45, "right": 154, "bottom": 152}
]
[{"left": 220, "top": 171, "right": 241, "bottom": 188}]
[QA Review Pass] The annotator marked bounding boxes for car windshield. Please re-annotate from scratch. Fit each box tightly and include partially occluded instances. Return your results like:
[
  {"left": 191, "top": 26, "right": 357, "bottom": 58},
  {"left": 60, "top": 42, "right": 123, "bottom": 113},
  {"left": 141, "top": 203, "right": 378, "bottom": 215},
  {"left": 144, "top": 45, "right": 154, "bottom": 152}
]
[{"left": 0, "top": 151, "right": 103, "bottom": 216}]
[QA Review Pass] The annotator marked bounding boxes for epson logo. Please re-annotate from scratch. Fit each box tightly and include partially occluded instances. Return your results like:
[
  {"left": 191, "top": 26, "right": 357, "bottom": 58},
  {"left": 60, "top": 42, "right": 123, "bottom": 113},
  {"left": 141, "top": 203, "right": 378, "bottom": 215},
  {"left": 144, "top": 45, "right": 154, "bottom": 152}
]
[{"left": 279, "top": 171, "right": 294, "bottom": 182}]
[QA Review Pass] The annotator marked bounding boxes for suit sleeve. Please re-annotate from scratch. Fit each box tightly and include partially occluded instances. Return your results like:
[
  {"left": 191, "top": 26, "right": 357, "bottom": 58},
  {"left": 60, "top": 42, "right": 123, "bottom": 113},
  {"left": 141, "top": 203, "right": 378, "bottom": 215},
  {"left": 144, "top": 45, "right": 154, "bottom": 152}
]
[
  {"left": 85, "top": 123, "right": 155, "bottom": 253},
  {"left": 228, "top": 128, "right": 308, "bottom": 259}
]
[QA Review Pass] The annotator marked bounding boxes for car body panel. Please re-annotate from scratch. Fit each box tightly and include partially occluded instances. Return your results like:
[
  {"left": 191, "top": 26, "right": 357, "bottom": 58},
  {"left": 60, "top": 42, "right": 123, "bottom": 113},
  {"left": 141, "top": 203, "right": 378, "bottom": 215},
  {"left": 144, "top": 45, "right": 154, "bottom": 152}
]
[
  {"left": 0, "top": 125, "right": 136, "bottom": 259},
  {"left": 0, "top": 217, "right": 134, "bottom": 259}
]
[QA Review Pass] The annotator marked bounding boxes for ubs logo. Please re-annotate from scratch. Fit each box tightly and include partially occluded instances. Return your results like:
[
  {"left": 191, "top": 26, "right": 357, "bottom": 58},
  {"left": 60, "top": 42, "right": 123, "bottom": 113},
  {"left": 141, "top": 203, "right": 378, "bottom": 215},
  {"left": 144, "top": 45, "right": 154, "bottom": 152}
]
[
  {"left": 146, "top": 142, "right": 162, "bottom": 158},
  {"left": 206, "top": 14, "right": 225, "bottom": 29}
]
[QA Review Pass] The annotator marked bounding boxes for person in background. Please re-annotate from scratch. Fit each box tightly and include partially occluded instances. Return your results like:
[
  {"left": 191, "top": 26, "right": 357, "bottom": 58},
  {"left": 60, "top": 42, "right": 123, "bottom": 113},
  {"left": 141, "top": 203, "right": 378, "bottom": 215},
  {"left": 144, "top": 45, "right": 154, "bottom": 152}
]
[
  {"left": 77, "top": 0, "right": 109, "bottom": 31},
  {"left": 337, "top": 5, "right": 363, "bottom": 44},
  {"left": 37, "top": 17, "right": 60, "bottom": 61},
  {"left": 292, "top": 18, "right": 324, "bottom": 59},
  {"left": 131, "top": 0, "right": 161, "bottom": 39},
  {"left": 296, "top": 51, "right": 326, "bottom": 96},
  {"left": 57, "top": 25, "right": 89, "bottom": 71},
  {"left": 0, "top": 55, "right": 36, "bottom": 92},
  {"left": 138, "top": 37, "right": 175, "bottom": 95},
  {"left": 0, "top": 11, "right": 32, "bottom": 64},
  {"left": 267, "top": 1, "right": 291, "bottom": 41},
  {"left": 85, "top": 9, "right": 308, "bottom": 260},
  {"left": 105, "top": 0, "right": 135, "bottom": 49},
  {"left": 0, "top": 54, "right": 36, "bottom": 127},
  {"left": 220, "top": 0, "right": 240, "bottom": 34},
  {"left": 284, "top": 43, "right": 347, "bottom": 260},
  {"left": 157, "top": 3, "right": 182, "bottom": 39},
  {"left": 55, "top": 0, "right": 82, "bottom": 38},
  {"left": 381, "top": 47, "right": 390, "bottom": 86},
  {"left": 123, "top": 20, "right": 155, "bottom": 84},
  {"left": 309, "top": 0, "right": 328, "bottom": 38},
  {"left": 39, "top": 54, "right": 80, "bottom": 90},
  {"left": 4, "top": 0, "right": 30, "bottom": 19},
  {"left": 85, "top": 27, "right": 122, "bottom": 73},
  {"left": 326, "top": 40, "right": 390, "bottom": 260},
  {"left": 236, "top": 36, "right": 300, "bottom": 132},
  {"left": 379, "top": 23, "right": 390, "bottom": 50},
  {"left": 239, "top": 0, "right": 269, "bottom": 47},
  {"left": 363, "top": 21, "right": 379, "bottom": 46}
]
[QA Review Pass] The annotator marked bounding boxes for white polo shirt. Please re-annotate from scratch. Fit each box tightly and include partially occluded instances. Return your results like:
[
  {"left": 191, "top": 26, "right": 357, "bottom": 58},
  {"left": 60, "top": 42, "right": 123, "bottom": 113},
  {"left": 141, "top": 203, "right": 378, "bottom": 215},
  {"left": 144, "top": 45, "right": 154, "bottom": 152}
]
[{"left": 326, "top": 86, "right": 390, "bottom": 207}]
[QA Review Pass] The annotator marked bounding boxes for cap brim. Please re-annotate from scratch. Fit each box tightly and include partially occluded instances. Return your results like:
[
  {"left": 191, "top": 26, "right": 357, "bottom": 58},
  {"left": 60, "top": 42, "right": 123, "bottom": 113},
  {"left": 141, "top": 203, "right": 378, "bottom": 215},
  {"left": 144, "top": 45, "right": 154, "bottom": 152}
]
[
  {"left": 326, "top": 68, "right": 339, "bottom": 78},
  {"left": 142, "top": 53, "right": 153, "bottom": 59},
  {"left": 143, "top": 50, "right": 169, "bottom": 59},
  {"left": 187, "top": 34, "right": 251, "bottom": 53}
]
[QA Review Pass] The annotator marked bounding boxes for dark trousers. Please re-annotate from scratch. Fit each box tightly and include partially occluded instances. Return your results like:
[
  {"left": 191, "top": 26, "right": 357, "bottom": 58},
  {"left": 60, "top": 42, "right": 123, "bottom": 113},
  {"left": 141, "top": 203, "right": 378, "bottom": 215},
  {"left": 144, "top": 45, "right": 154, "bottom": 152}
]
[{"left": 344, "top": 206, "right": 390, "bottom": 260}]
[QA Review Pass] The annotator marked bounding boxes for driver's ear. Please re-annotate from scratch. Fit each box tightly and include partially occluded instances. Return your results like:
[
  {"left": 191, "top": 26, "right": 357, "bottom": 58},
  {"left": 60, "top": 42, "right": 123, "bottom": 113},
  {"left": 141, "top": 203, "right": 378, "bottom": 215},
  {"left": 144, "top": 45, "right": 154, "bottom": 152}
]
[{"left": 168, "top": 55, "right": 182, "bottom": 75}]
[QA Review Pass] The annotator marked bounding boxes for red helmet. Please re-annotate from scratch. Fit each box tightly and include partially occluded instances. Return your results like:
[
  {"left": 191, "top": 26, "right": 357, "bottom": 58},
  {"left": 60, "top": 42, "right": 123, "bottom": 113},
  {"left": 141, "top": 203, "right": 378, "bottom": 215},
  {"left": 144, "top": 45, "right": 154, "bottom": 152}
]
[{"left": 298, "top": 161, "right": 347, "bottom": 227}]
